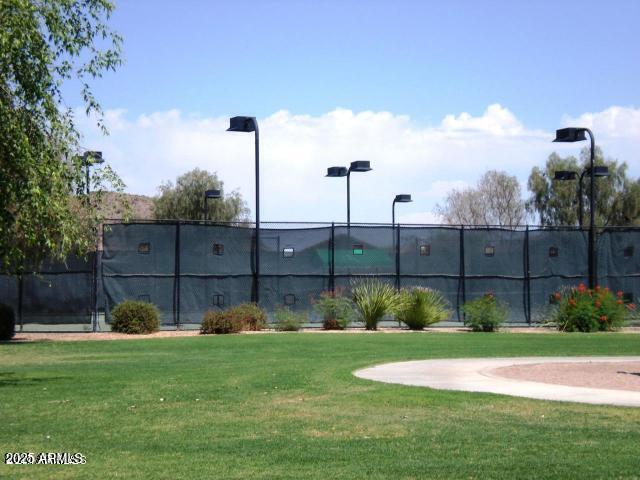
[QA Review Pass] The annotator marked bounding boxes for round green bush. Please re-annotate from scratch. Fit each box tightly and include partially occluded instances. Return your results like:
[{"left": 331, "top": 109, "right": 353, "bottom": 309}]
[
  {"left": 110, "top": 301, "right": 160, "bottom": 334},
  {"left": 0, "top": 303, "right": 16, "bottom": 341},
  {"left": 462, "top": 293, "right": 507, "bottom": 332}
]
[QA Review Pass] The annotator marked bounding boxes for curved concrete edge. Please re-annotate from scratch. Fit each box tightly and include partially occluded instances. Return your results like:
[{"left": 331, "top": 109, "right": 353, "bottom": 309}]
[{"left": 354, "top": 356, "right": 640, "bottom": 407}]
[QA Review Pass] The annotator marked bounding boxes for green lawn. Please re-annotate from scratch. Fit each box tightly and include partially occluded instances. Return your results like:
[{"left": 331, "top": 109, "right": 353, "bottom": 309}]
[{"left": 1, "top": 332, "right": 640, "bottom": 479}]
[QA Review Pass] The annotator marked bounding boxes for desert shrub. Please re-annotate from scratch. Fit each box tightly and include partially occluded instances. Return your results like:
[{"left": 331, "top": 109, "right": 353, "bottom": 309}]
[
  {"left": 0, "top": 303, "right": 16, "bottom": 341},
  {"left": 352, "top": 279, "right": 406, "bottom": 330},
  {"left": 397, "top": 287, "right": 451, "bottom": 330},
  {"left": 201, "top": 311, "right": 237, "bottom": 334},
  {"left": 313, "top": 287, "right": 354, "bottom": 330},
  {"left": 110, "top": 300, "right": 160, "bottom": 334},
  {"left": 550, "top": 284, "right": 635, "bottom": 332},
  {"left": 224, "top": 303, "right": 267, "bottom": 331},
  {"left": 273, "top": 307, "right": 307, "bottom": 331},
  {"left": 462, "top": 293, "right": 507, "bottom": 332},
  {"left": 200, "top": 303, "right": 267, "bottom": 334}
]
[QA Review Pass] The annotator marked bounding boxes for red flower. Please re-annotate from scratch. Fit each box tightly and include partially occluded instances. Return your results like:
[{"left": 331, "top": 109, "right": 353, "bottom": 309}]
[
  {"left": 617, "top": 291, "right": 624, "bottom": 298},
  {"left": 568, "top": 299, "right": 577, "bottom": 307},
  {"left": 578, "top": 283, "right": 587, "bottom": 293},
  {"left": 616, "top": 299, "right": 623, "bottom": 305},
  {"left": 599, "top": 315, "right": 607, "bottom": 322},
  {"left": 595, "top": 285, "right": 601, "bottom": 292},
  {"left": 595, "top": 300, "right": 601, "bottom": 308},
  {"left": 554, "top": 292, "right": 561, "bottom": 301}
]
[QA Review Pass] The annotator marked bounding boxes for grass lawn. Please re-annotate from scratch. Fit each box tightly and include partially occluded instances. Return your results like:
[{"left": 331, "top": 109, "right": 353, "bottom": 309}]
[{"left": 1, "top": 332, "right": 640, "bottom": 479}]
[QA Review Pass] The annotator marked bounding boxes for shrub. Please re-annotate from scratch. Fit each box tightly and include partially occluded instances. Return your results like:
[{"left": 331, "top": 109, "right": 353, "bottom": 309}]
[
  {"left": 397, "top": 287, "right": 451, "bottom": 330},
  {"left": 352, "top": 279, "right": 406, "bottom": 330},
  {"left": 110, "top": 300, "right": 160, "bottom": 334},
  {"left": 273, "top": 307, "right": 307, "bottom": 331},
  {"left": 201, "top": 311, "right": 237, "bottom": 334},
  {"left": 462, "top": 293, "right": 507, "bottom": 332},
  {"left": 550, "top": 284, "right": 635, "bottom": 332},
  {"left": 0, "top": 303, "right": 16, "bottom": 341},
  {"left": 313, "top": 287, "right": 354, "bottom": 330},
  {"left": 200, "top": 303, "right": 266, "bottom": 334},
  {"left": 224, "top": 303, "right": 267, "bottom": 331}
]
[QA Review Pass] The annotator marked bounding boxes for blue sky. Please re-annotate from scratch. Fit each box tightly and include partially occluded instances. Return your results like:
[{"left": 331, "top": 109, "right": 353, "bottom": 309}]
[{"left": 77, "top": 0, "right": 640, "bottom": 223}]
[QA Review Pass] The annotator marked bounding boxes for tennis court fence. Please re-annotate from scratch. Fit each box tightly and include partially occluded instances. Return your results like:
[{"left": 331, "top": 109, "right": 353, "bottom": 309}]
[{"left": 2, "top": 221, "right": 638, "bottom": 330}]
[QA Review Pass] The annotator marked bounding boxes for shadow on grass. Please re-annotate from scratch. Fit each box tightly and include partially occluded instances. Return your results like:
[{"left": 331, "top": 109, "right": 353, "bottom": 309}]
[{"left": 0, "top": 372, "right": 68, "bottom": 387}]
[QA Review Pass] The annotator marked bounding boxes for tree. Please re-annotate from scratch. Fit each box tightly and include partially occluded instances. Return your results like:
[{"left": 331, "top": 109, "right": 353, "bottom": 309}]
[
  {"left": 434, "top": 170, "right": 528, "bottom": 226},
  {"left": 1, "top": 0, "right": 124, "bottom": 272},
  {"left": 527, "top": 147, "right": 640, "bottom": 226},
  {"left": 153, "top": 169, "right": 250, "bottom": 222}
]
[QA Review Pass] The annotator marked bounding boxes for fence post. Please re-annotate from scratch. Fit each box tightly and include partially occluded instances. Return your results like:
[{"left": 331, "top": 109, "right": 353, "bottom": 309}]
[
  {"left": 18, "top": 274, "right": 23, "bottom": 332},
  {"left": 330, "top": 222, "right": 335, "bottom": 294},
  {"left": 92, "top": 233, "right": 99, "bottom": 332},
  {"left": 395, "top": 222, "right": 401, "bottom": 291},
  {"left": 174, "top": 221, "right": 181, "bottom": 329},
  {"left": 459, "top": 225, "right": 465, "bottom": 323},
  {"left": 524, "top": 226, "right": 531, "bottom": 324}
]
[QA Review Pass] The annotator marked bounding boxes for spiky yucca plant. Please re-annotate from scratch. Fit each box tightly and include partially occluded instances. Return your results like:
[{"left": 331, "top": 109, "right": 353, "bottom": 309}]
[
  {"left": 351, "top": 279, "right": 405, "bottom": 330},
  {"left": 397, "top": 287, "right": 451, "bottom": 330}
]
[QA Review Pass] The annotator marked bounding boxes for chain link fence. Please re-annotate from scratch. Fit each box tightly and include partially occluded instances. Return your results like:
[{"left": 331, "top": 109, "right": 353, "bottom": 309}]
[{"left": 2, "top": 221, "right": 638, "bottom": 330}]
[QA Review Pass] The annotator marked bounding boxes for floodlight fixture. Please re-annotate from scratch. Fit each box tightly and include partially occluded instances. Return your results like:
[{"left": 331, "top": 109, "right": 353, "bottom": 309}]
[
  {"left": 326, "top": 166, "right": 348, "bottom": 177},
  {"left": 203, "top": 189, "right": 221, "bottom": 221},
  {"left": 554, "top": 170, "right": 578, "bottom": 181},
  {"left": 349, "top": 160, "right": 372, "bottom": 172},
  {"left": 82, "top": 150, "right": 104, "bottom": 164},
  {"left": 227, "top": 116, "right": 257, "bottom": 132},
  {"left": 553, "top": 128, "right": 587, "bottom": 143}
]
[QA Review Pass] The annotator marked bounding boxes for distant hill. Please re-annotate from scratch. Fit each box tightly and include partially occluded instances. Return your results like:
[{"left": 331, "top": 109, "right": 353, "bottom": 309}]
[{"left": 96, "top": 192, "right": 155, "bottom": 221}]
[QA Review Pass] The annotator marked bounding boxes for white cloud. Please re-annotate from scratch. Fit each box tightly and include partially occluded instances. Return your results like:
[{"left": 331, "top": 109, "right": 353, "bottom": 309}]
[
  {"left": 75, "top": 104, "right": 640, "bottom": 224},
  {"left": 563, "top": 106, "right": 640, "bottom": 138}
]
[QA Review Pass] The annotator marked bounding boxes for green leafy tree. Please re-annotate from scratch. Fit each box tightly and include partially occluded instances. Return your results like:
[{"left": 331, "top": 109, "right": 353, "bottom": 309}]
[
  {"left": 153, "top": 169, "right": 250, "bottom": 222},
  {"left": 527, "top": 147, "right": 640, "bottom": 226},
  {"left": 1, "top": 0, "right": 125, "bottom": 272}
]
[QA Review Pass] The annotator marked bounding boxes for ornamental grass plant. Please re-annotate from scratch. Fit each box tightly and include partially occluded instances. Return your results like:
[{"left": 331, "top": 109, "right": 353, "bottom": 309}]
[
  {"left": 397, "top": 287, "right": 451, "bottom": 330},
  {"left": 351, "top": 279, "right": 406, "bottom": 330}
]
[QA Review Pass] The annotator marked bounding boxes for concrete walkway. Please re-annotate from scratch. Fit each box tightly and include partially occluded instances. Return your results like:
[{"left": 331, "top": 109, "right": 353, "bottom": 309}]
[{"left": 354, "top": 357, "right": 640, "bottom": 407}]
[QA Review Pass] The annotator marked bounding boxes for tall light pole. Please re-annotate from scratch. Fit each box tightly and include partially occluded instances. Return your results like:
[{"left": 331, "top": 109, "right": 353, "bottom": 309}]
[
  {"left": 554, "top": 166, "right": 609, "bottom": 228},
  {"left": 82, "top": 151, "right": 104, "bottom": 197},
  {"left": 203, "top": 189, "right": 221, "bottom": 221},
  {"left": 392, "top": 194, "right": 412, "bottom": 227},
  {"left": 227, "top": 116, "right": 260, "bottom": 303},
  {"left": 392, "top": 194, "right": 412, "bottom": 292},
  {"left": 325, "top": 160, "right": 372, "bottom": 226},
  {"left": 80, "top": 150, "right": 104, "bottom": 333},
  {"left": 553, "top": 127, "right": 599, "bottom": 288}
]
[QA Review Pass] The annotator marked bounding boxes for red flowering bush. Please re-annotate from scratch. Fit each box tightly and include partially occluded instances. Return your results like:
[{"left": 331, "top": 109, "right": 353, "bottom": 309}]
[{"left": 551, "top": 284, "right": 635, "bottom": 332}]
